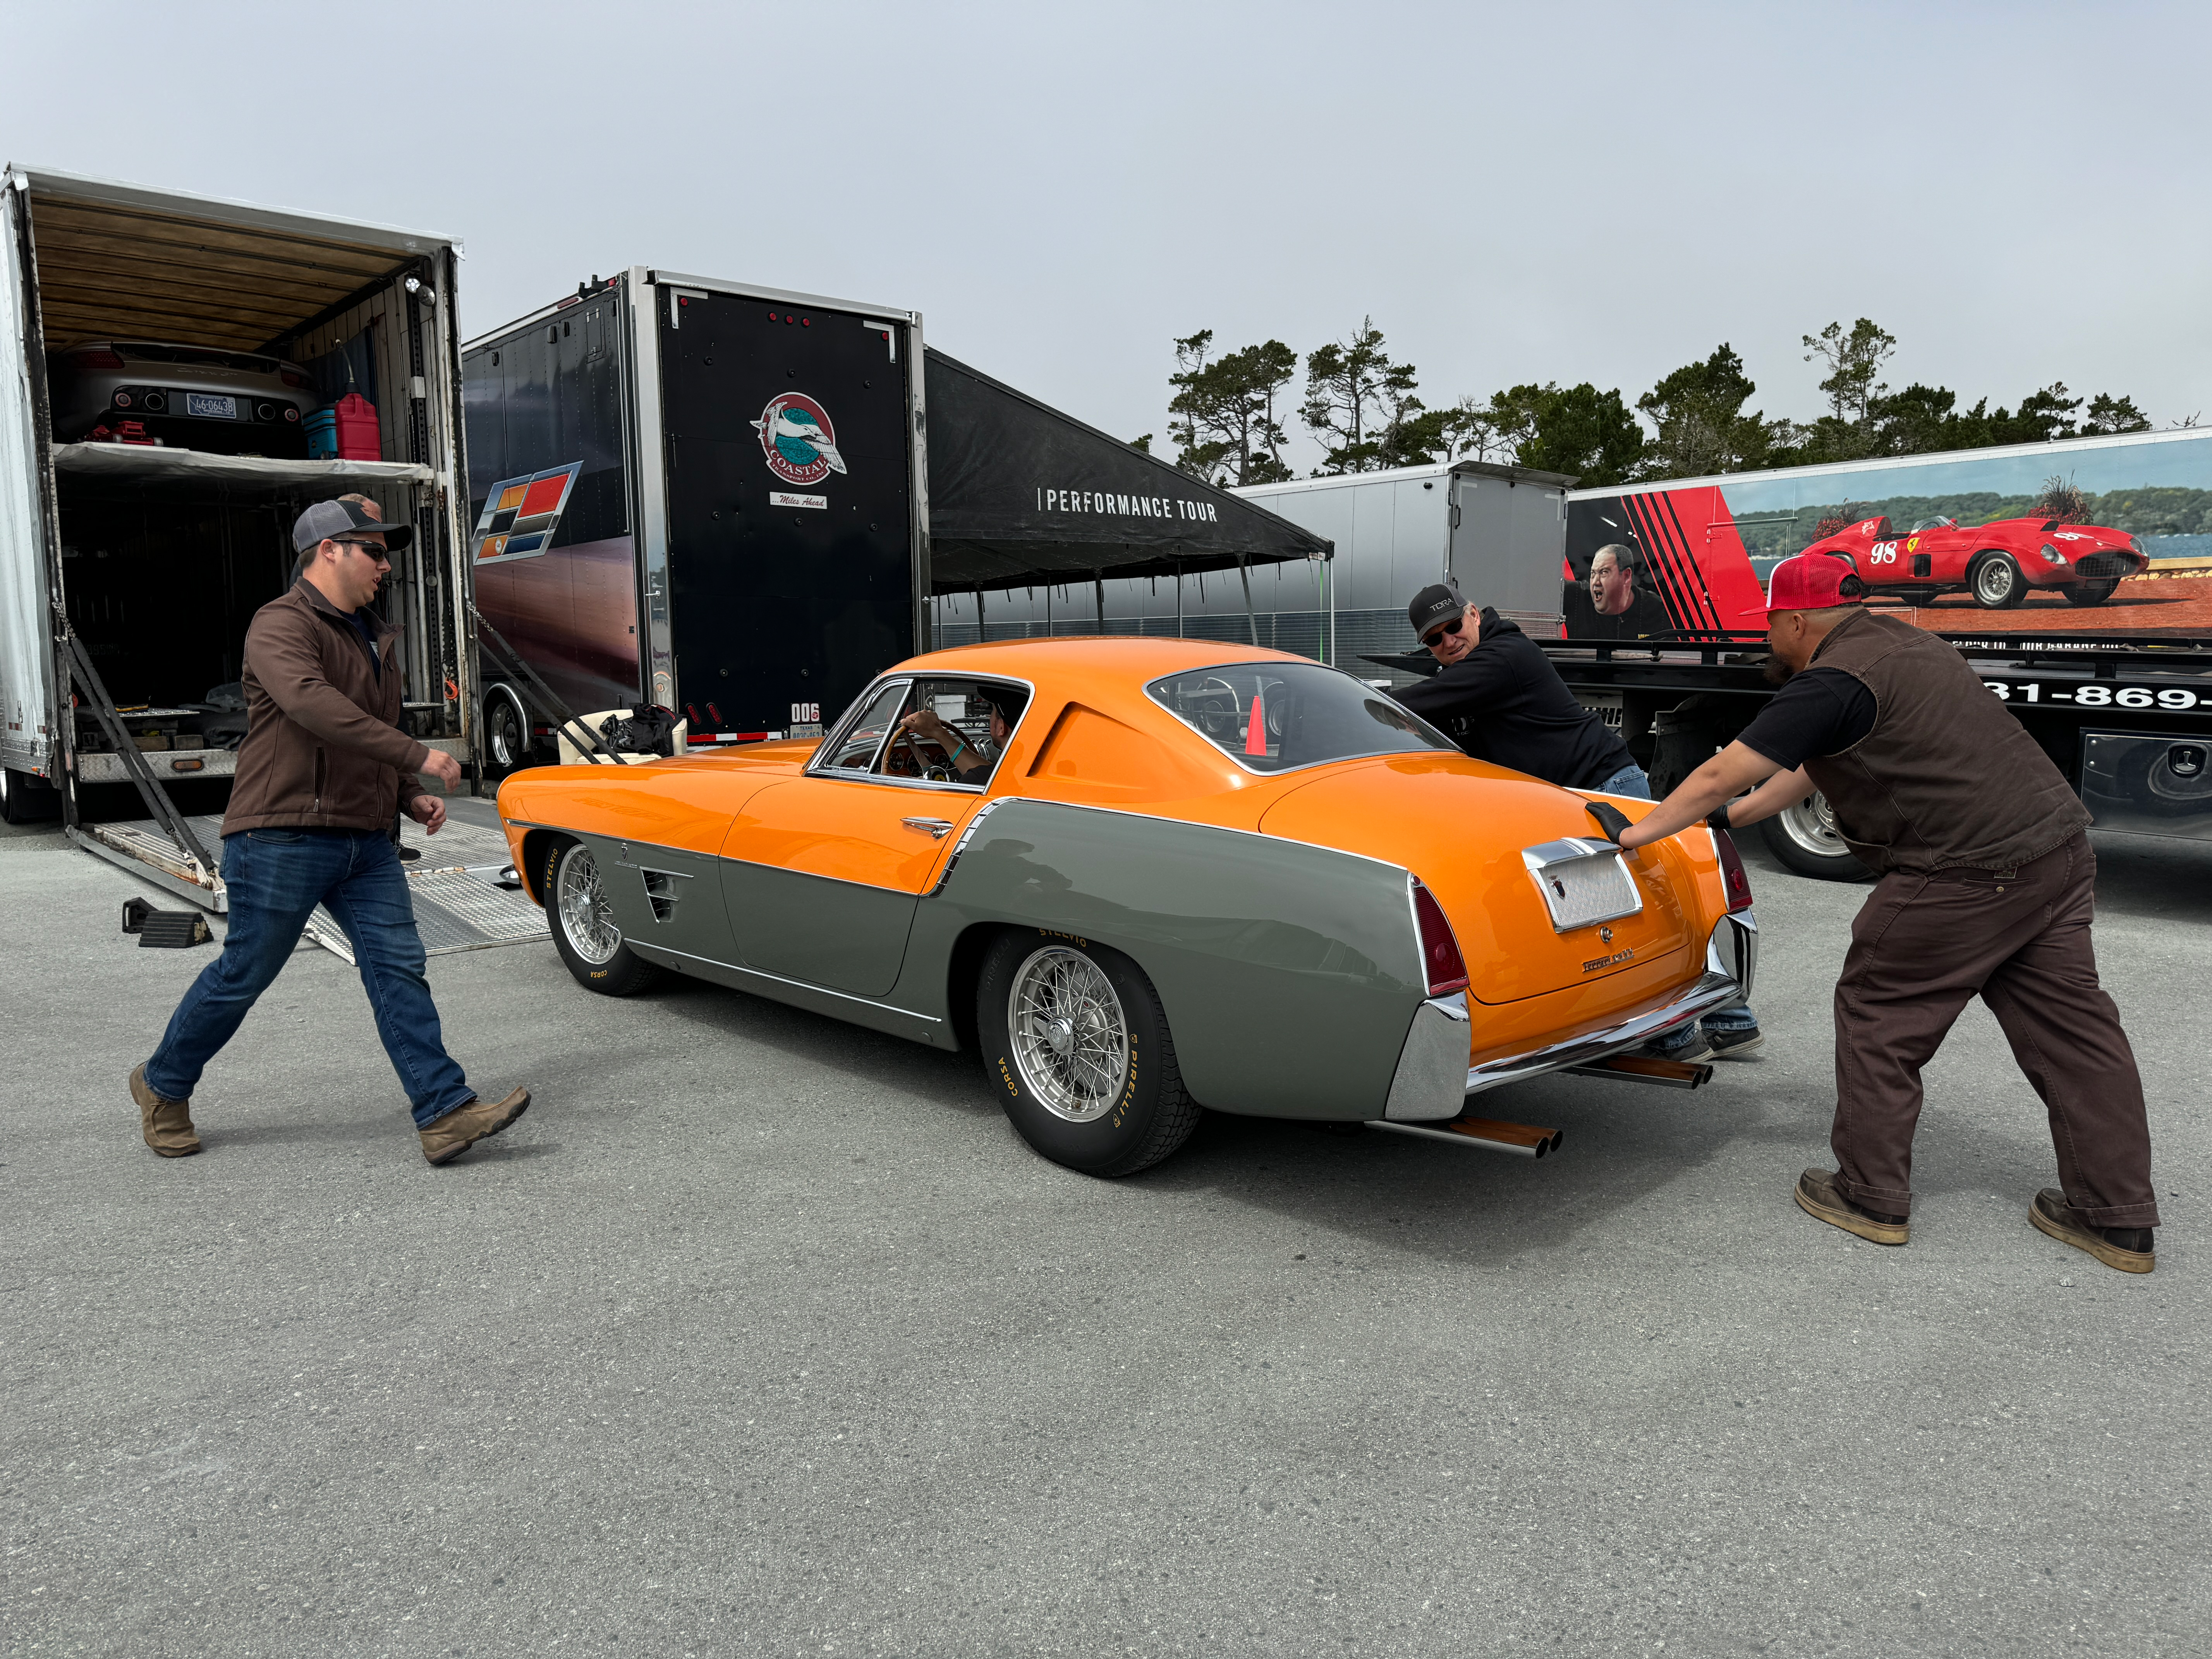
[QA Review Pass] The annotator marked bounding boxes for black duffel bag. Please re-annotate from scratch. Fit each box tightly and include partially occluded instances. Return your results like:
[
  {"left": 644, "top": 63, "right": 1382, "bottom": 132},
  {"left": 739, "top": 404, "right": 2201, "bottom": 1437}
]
[{"left": 598, "top": 704, "right": 679, "bottom": 757}]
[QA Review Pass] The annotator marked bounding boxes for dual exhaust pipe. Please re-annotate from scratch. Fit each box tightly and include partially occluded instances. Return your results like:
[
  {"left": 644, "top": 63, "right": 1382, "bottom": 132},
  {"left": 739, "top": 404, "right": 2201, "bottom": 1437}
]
[{"left": 1366, "top": 1049, "right": 1712, "bottom": 1158}]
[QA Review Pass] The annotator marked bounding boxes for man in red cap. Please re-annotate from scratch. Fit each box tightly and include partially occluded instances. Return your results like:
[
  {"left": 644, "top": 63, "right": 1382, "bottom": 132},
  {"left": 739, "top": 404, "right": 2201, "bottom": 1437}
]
[{"left": 1608, "top": 552, "right": 2158, "bottom": 1272}]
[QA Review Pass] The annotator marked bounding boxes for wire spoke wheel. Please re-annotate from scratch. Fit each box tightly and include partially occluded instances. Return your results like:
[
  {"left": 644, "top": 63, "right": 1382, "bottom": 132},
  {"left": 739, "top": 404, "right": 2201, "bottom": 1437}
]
[
  {"left": 555, "top": 843, "right": 622, "bottom": 966},
  {"left": 1007, "top": 946, "right": 1130, "bottom": 1123}
]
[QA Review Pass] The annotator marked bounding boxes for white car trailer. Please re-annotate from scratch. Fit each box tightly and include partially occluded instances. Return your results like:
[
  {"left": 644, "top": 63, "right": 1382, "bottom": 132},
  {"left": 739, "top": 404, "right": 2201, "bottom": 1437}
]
[{"left": 0, "top": 165, "right": 476, "bottom": 910}]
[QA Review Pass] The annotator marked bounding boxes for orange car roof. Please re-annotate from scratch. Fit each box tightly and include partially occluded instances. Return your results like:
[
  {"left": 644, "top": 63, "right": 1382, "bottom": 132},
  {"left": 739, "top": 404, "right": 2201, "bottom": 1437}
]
[{"left": 886, "top": 635, "right": 1318, "bottom": 691}]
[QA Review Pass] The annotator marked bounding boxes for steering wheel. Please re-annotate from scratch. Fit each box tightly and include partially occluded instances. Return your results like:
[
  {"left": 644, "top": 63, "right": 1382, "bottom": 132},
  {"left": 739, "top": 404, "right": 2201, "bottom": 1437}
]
[
  {"left": 883, "top": 730, "right": 926, "bottom": 777},
  {"left": 1186, "top": 677, "right": 1243, "bottom": 739}
]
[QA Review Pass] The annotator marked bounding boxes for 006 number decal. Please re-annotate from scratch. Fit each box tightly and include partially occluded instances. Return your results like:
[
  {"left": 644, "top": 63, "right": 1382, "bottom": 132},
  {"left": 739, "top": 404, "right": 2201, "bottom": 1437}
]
[{"left": 1984, "top": 681, "right": 2200, "bottom": 709}]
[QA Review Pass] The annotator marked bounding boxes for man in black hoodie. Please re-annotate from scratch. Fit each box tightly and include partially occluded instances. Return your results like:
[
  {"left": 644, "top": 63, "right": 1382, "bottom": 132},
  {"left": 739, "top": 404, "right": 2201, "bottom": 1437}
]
[{"left": 1389, "top": 580, "right": 1763, "bottom": 1060}]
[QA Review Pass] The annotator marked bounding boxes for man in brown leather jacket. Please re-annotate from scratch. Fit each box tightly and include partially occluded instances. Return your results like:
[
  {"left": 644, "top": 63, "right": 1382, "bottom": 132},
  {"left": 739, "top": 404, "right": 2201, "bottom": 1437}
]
[
  {"left": 1613, "top": 553, "right": 2158, "bottom": 1273},
  {"left": 131, "top": 498, "right": 530, "bottom": 1166}
]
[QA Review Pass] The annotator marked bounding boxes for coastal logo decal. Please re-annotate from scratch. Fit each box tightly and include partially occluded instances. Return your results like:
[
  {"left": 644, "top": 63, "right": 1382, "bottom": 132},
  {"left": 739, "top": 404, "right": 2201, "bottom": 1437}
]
[
  {"left": 472, "top": 462, "right": 580, "bottom": 564},
  {"left": 752, "top": 394, "right": 847, "bottom": 489}
]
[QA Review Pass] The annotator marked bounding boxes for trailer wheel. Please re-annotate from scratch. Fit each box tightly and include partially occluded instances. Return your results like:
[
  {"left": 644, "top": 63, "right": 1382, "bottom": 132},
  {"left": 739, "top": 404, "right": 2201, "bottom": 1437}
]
[
  {"left": 1970, "top": 553, "right": 2028, "bottom": 609},
  {"left": 482, "top": 683, "right": 533, "bottom": 779},
  {"left": 977, "top": 930, "right": 1200, "bottom": 1178},
  {"left": 1759, "top": 792, "right": 1870, "bottom": 881},
  {"left": 0, "top": 767, "right": 56, "bottom": 825},
  {"left": 2063, "top": 579, "right": 2119, "bottom": 607},
  {"left": 544, "top": 836, "right": 663, "bottom": 996}
]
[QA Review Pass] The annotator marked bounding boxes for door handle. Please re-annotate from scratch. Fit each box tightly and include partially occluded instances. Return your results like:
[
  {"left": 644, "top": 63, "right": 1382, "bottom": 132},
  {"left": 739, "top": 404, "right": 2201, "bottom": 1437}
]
[{"left": 902, "top": 816, "right": 955, "bottom": 839}]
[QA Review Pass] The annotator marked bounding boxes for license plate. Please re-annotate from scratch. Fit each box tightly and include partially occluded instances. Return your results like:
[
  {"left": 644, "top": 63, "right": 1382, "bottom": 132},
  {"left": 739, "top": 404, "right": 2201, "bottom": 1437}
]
[
  {"left": 1521, "top": 838, "right": 1644, "bottom": 933},
  {"left": 185, "top": 392, "right": 237, "bottom": 419}
]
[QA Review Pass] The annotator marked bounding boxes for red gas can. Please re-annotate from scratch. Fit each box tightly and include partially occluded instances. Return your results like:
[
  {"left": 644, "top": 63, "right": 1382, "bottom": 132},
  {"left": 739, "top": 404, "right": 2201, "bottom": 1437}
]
[{"left": 331, "top": 393, "right": 381, "bottom": 461}]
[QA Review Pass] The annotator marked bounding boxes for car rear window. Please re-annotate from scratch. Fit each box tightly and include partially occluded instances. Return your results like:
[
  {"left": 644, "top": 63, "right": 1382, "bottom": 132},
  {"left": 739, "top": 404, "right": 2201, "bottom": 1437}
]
[
  {"left": 1146, "top": 661, "right": 1458, "bottom": 773},
  {"left": 115, "top": 342, "right": 281, "bottom": 373}
]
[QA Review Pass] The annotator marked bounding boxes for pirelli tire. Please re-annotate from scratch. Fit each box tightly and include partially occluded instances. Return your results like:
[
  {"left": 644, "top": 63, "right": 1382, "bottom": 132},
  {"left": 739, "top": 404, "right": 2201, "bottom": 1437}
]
[
  {"left": 977, "top": 929, "right": 1200, "bottom": 1178},
  {"left": 543, "top": 835, "right": 664, "bottom": 996},
  {"left": 1759, "top": 791, "right": 1872, "bottom": 882}
]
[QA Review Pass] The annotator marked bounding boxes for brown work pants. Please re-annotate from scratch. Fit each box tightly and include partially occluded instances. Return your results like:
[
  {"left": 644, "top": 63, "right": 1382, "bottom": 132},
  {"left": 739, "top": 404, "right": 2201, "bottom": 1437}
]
[{"left": 1831, "top": 832, "right": 2158, "bottom": 1228}]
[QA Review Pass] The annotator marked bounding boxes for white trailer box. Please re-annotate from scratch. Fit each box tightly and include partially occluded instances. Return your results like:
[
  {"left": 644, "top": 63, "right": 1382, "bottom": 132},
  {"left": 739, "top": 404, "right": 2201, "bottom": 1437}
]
[
  {"left": 0, "top": 166, "right": 475, "bottom": 908},
  {"left": 1232, "top": 460, "right": 1573, "bottom": 679}
]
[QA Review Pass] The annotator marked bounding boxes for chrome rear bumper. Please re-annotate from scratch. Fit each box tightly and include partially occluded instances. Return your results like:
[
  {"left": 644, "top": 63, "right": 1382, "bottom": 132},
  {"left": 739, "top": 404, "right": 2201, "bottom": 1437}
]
[{"left": 1380, "top": 912, "right": 1758, "bottom": 1119}]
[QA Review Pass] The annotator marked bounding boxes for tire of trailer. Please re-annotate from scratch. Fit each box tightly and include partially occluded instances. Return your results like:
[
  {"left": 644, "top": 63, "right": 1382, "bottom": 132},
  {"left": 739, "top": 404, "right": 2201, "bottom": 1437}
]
[
  {"left": 482, "top": 683, "right": 534, "bottom": 780},
  {"left": 977, "top": 929, "right": 1200, "bottom": 1178},
  {"left": 2063, "top": 579, "right": 2120, "bottom": 607},
  {"left": 543, "top": 835, "right": 665, "bottom": 996},
  {"left": 1759, "top": 792, "right": 1872, "bottom": 881},
  {"left": 0, "top": 768, "right": 23, "bottom": 824},
  {"left": 1970, "top": 552, "right": 2028, "bottom": 610}
]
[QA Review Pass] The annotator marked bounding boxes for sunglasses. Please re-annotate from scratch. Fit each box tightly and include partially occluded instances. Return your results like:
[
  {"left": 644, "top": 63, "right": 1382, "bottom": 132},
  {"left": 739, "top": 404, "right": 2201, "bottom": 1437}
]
[
  {"left": 333, "top": 538, "right": 391, "bottom": 559},
  {"left": 1421, "top": 613, "right": 1466, "bottom": 648}
]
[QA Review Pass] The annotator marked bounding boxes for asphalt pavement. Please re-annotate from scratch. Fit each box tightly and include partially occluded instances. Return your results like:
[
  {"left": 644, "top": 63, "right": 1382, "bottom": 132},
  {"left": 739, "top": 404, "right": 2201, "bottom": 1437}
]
[{"left": 3, "top": 806, "right": 2207, "bottom": 1657}]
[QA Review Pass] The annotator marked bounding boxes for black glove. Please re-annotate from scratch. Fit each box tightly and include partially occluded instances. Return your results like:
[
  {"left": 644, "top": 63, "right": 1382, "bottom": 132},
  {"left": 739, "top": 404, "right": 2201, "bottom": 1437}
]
[
  {"left": 1706, "top": 803, "right": 1731, "bottom": 831},
  {"left": 1585, "top": 800, "right": 1633, "bottom": 844}
]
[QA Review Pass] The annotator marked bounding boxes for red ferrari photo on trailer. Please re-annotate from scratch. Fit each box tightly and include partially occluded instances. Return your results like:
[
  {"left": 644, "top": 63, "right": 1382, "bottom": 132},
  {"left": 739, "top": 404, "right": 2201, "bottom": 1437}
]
[{"left": 1800, "top": 512, "right": 2149, "bottom": 610}]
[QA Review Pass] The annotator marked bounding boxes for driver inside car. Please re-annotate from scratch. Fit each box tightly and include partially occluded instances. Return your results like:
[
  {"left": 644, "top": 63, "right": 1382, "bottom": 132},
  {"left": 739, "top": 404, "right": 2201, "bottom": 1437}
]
[{"left": 891, "top": 684, "right": 1028, "bottom": 784}]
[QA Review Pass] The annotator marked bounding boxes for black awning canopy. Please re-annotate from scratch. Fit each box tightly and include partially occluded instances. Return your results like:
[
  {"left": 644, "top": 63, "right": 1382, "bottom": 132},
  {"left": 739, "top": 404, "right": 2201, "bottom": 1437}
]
[{"left": 923, "top": 349, "right": 1331, "bottom": 595}]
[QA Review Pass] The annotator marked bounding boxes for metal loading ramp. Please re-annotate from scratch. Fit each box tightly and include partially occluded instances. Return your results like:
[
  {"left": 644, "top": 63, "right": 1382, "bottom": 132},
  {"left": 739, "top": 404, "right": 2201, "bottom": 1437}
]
[{"left": 96, "top": 814, "right": 549, "bottom": 961}]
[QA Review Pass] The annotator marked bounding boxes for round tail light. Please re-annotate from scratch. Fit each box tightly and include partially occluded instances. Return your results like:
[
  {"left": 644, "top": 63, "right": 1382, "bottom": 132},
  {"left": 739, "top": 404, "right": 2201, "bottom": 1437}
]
[
  {"left": 113, "top": 391, "right": 133, "bottom": 408},
  {"left": 283, "top": 407, "right": 299, "bottom": 422}
]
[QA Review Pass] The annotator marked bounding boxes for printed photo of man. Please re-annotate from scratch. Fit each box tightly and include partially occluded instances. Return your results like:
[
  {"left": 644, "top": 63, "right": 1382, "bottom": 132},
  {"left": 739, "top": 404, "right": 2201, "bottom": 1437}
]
[{"left": 1563, "top": 543, "right": 1674, "bottom": 640}]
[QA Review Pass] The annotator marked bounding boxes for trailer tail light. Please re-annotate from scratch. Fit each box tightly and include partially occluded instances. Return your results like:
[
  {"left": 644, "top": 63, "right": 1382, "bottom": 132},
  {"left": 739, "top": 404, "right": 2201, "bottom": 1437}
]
[
  {"left": 1410, "top": 878, "right": 1469, "bottom": 997},
  {"left": 1713, "top": 828, "right": 1754, "bottom": 914}
]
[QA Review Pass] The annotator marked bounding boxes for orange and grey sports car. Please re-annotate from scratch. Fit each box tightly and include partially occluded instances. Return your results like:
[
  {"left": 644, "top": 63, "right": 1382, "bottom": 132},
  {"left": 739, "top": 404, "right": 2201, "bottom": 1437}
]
[{"left": 496, "top": 640, "right": 1757, "bottom": 1176}]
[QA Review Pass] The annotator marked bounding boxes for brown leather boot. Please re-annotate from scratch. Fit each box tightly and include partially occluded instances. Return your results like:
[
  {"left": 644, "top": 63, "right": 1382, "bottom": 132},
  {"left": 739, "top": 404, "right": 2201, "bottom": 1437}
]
[
  {"left": 418, "top": 1086, "right": 531, "bottom": 1166},
  {"left": 130, "top": 1063, "right": 201, "bottom": 1158},
  {"left": 2030, "top": 1189, "right": 2154, "bottom": 1274},
  {"left": 1794, "top": 1168, "right": 1908, "bottom": 1245}
]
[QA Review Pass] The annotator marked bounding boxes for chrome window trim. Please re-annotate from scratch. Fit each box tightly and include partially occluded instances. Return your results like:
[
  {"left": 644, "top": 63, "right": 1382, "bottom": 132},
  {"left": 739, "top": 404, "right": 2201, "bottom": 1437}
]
[
  {"left": 1143, "top": 660, "right": 1460, "bottom": 778},
  {"left": 805, "top": 671, "right": 1039, "bottom": 789}
]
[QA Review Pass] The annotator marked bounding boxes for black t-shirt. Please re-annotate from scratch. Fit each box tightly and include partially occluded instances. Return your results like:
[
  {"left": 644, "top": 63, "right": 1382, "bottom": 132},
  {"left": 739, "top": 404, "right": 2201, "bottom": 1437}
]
[
  {"left": 1391, "top": 609, "right": 1636, "bottom": 790},
  {"left": 1561, "top": 583, "right": 1674, "bottom": 641},
  {"left": 342, "top": 608, "right": 381, "bottom": 681},
  {"left": 1738, "top": 667, "right": 1876, "bottom": 770}
]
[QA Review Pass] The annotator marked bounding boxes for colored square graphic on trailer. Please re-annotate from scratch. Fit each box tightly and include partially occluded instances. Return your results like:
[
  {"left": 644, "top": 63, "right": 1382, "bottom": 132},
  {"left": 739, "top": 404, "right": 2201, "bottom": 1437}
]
[{"left": 472, "top": 463, "right": 580, "bottom": 564}]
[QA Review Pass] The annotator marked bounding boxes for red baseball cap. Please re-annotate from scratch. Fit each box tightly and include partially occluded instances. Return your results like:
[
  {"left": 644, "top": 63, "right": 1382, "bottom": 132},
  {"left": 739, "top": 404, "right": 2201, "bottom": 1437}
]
[{"left": 1765, "top": 552, "right": 1865, "bottom": 615}]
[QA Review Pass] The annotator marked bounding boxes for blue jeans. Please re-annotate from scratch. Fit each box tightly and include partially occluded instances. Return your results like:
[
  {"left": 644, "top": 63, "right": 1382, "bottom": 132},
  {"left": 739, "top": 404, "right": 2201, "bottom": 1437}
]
[
  {"left": 1601, "top": 763, "right": 1761, "bottom": 1037},
  {"left": 1600, "top": 762, "right": 1653, "bottom": 799},
  {"left": 145, "top": 828, "right": 473, "bottom": 1128}
]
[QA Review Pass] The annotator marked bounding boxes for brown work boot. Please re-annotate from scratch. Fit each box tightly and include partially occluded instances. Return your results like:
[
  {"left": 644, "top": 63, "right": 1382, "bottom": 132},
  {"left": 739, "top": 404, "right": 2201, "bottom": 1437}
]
[
  {"left": 130, "top": 1063, "right": 200, "bottom": 1158},
  {"left": 418, "top": 1087, "right": 531, "bottom": 1166},
  {"left": 1794, "top": 1168, "right": 1908, "bottom": 1246},
  {"left": 2029, "top": 1189, "right": 2155, "bottom": 1275}
]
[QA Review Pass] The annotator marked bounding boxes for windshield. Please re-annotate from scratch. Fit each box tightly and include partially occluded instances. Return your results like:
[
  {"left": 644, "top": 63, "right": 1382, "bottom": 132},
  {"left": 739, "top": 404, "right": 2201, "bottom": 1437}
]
[{"left": 1146, "top": 661, "right": 1458, "bottom": 774}]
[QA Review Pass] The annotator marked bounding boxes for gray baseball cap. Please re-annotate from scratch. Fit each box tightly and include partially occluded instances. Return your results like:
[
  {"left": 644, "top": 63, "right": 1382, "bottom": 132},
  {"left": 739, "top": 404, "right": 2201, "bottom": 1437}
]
[{"left": 291, "top": 498, "right": 414, "bottom": 554}]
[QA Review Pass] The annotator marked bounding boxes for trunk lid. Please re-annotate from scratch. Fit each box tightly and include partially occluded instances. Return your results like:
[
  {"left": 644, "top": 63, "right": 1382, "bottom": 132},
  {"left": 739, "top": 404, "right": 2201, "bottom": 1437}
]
[{"left": 1257, "top": 754, "right": 1696, "bottom": 1005}]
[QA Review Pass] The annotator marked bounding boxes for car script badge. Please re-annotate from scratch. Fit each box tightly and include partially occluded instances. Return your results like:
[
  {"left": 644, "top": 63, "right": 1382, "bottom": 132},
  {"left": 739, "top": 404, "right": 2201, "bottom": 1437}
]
[{"left": 752, "top": 393, "right": 847, "bottom": 488}]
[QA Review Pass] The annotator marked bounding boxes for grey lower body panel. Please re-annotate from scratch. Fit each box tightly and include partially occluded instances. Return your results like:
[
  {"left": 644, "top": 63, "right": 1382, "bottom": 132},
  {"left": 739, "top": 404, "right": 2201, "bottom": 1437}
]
[{"left": 626, "top": 939, "right": 948, "bottom": 1047}]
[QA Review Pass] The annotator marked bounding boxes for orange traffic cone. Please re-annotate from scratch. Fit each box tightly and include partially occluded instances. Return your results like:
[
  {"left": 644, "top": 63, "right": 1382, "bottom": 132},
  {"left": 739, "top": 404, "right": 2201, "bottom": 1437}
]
[{"left": 1245, "top": 692, "right": 1268, "bottom": 756}]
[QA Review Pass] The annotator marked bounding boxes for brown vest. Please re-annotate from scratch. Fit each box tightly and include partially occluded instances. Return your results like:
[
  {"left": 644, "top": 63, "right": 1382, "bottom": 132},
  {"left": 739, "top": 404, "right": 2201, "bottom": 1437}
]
[{"left": 1800, "top": 610, "right": 2089, "bottom": 874}]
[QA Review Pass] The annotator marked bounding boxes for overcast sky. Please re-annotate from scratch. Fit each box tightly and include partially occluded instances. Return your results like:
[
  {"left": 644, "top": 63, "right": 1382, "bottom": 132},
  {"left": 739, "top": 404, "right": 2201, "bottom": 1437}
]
[{"left": 6, "top": 0, "right": 2207, "bottom": 474}]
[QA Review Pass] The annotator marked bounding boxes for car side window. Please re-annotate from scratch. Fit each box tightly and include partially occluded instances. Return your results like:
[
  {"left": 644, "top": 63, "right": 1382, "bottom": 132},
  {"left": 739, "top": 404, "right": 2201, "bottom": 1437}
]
[
  {"left": 815, "top": 680, "right": 910, "bottom": 775},
  {"left": 868, "top": 679, "right": 1018, "bottom": 787}
]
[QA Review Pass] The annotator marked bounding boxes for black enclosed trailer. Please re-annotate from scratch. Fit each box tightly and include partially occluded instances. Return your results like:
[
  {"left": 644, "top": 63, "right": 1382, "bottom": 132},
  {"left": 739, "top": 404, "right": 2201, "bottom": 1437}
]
[
  {"left": 464, "top": 282, "right": 1331, "bottom": 773},
  {"left": 464, "top": 268, "right": 928, "bottom": 767},
  {"left": 0, "top": 165, "right": 475, "bottom": 908}
]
